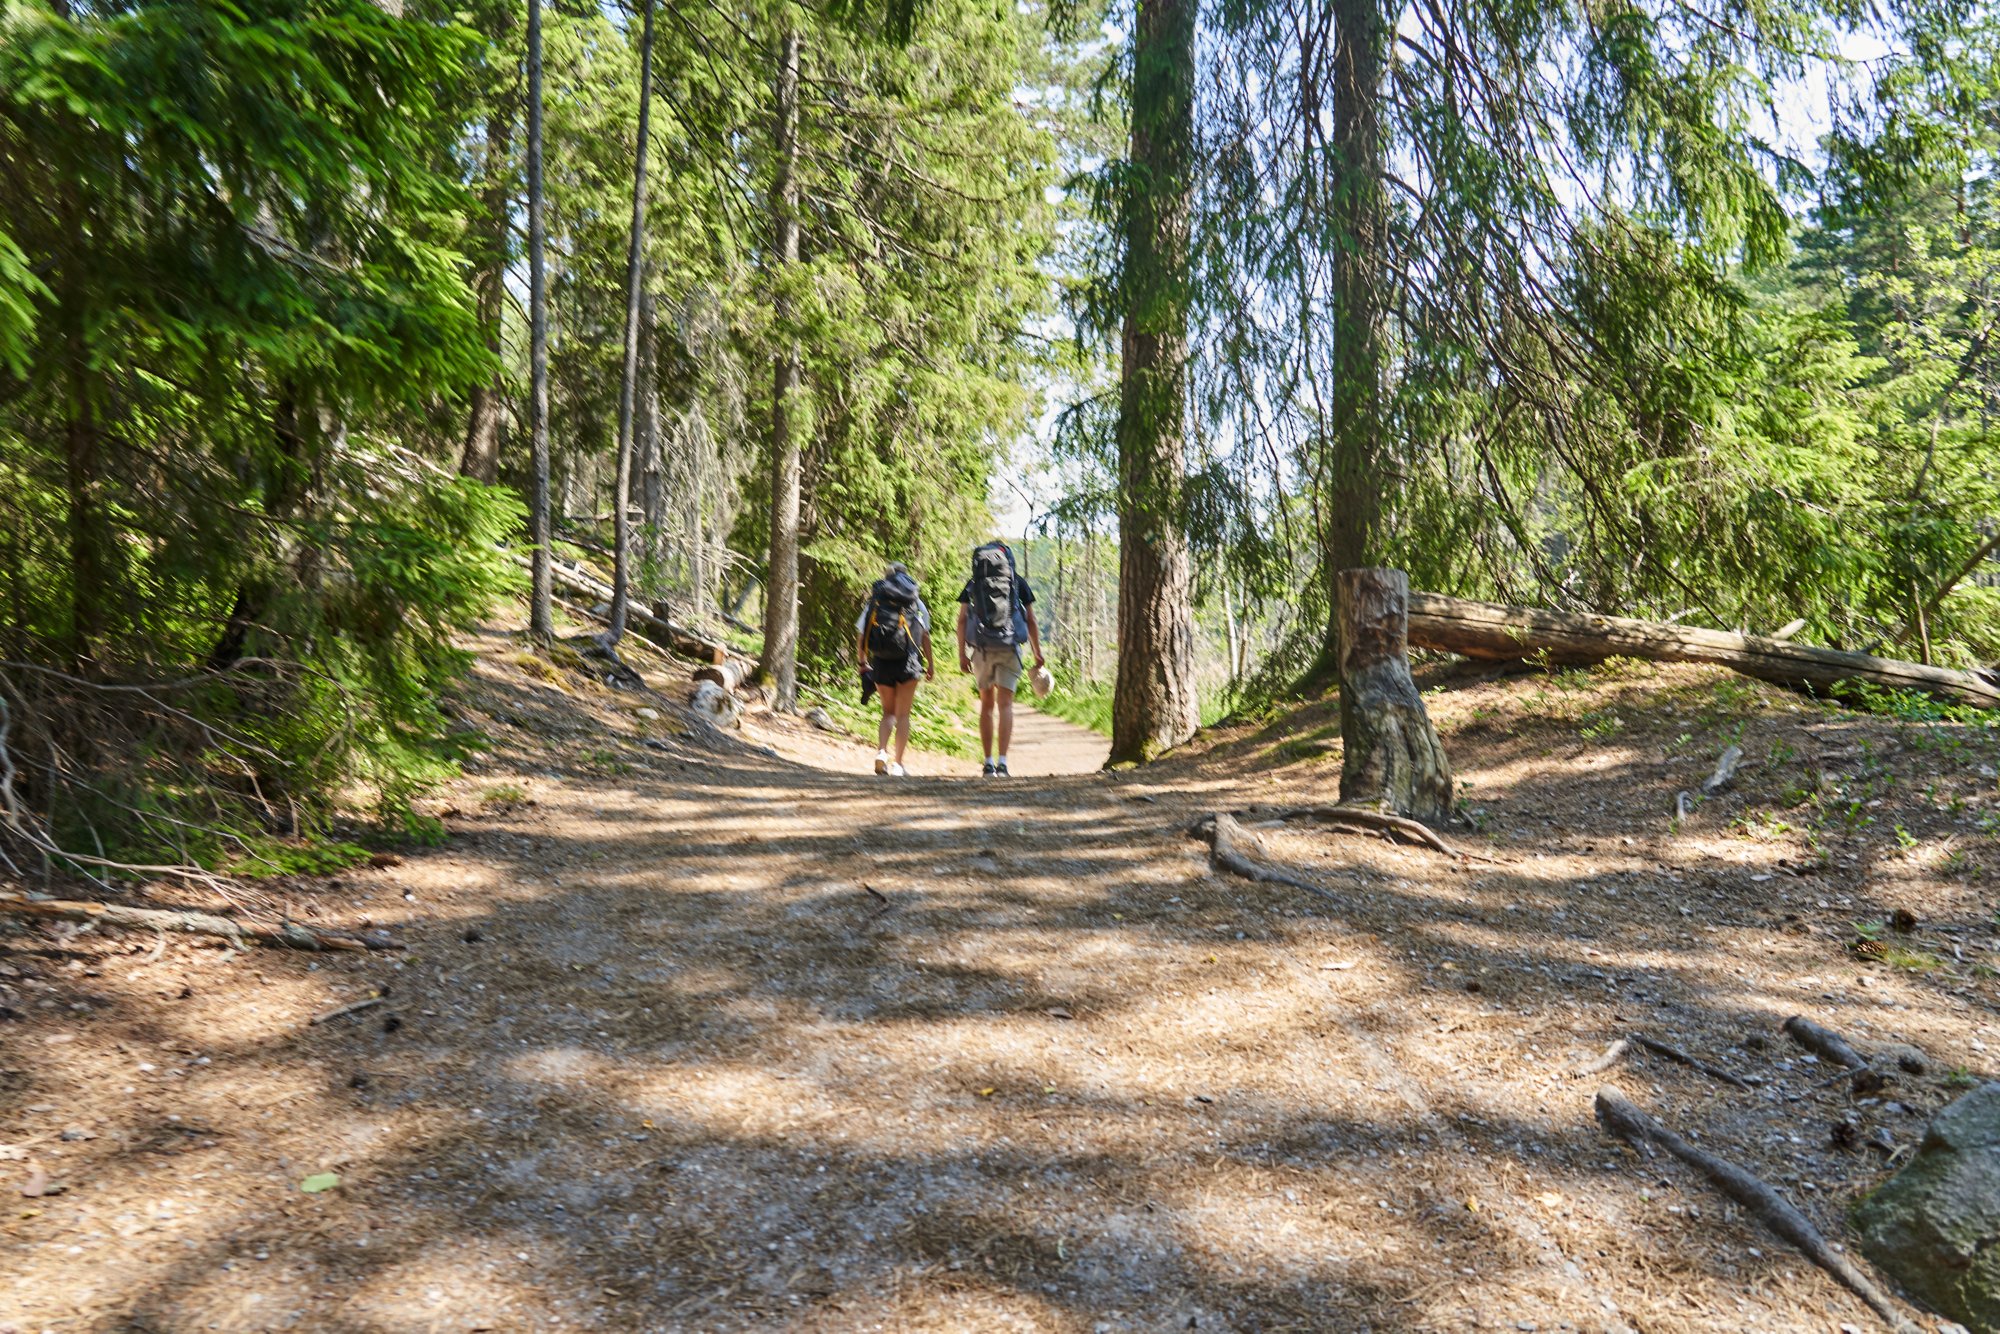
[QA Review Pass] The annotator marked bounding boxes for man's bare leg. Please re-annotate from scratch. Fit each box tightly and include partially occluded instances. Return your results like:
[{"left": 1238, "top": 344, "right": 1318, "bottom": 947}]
[
  {"left": 995, "top": 686, "right": 1016, "bottom": 760},
  {"left": 979, "top": 686, "right": 997, "bottom": 759}
]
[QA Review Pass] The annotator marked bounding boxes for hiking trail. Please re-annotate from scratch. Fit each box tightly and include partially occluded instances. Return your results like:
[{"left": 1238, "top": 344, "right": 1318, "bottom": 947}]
[{"left": 3, "top": 625, "right": 1993, "bottom": 1332}]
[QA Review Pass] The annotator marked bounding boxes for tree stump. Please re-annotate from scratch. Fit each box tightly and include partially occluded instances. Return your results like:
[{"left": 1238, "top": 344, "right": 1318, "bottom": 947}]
[{"left": 1337, "top": 567, "right": 1453, "bottom": 822}]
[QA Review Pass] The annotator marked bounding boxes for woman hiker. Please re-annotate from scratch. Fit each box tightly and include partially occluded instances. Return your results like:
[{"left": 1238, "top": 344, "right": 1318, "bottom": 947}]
[{"left": 856, "top": 563, "right": 935, "bottom": 776}]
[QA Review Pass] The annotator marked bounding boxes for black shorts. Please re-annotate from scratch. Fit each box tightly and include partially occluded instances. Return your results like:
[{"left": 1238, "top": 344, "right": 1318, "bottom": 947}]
[{"left": 870, "top": 657, "right": 920, "bottom": 688}]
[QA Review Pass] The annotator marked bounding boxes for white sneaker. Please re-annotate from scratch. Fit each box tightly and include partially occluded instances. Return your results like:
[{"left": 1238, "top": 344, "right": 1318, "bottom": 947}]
[
  {"left": 887, "top": 762, "right": 907, "bottom": 777},
  {"left": 873, "top": 751, "right": 889, "bottom": 775}
]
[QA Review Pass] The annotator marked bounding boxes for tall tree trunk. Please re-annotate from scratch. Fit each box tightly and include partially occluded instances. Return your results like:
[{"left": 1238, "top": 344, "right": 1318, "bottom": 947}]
[
  {"left": 526, "top": 0, "right": 554, "bottom": 641},
  {"left": 63, "top": 372, "right": 101, "bottom": 670},
  {"left": 759, "top": 23, "right": 804, "bottom": 711},
  {"left": 604, "top": 0, "right": 657, "bottom": 649},
  {"left": 1319, "top": 0, "right": 1387, "bottom": 668},
  {"left": 638, "top": 293, "right": 664, "bottom": 592},
  {"left": 460, "top": 92, "right": 513, "bottom": 486},
  {"left": 1109, "top": 0, "right": 1200, "bottom": 764}
]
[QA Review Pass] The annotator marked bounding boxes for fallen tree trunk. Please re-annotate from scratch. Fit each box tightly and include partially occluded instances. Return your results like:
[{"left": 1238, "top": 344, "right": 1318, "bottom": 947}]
[
  {"left": 0, "top": 891, "right": 397, "bottom": 951},
  {"left": 1407, "top": 592, "right": 2000, "bottom": 710},
  {"left": 691, "top": 658, "right": 754, "bottom": 692},
  {"left": 514, "top": 556, "right": 735, "bottom": 667}
]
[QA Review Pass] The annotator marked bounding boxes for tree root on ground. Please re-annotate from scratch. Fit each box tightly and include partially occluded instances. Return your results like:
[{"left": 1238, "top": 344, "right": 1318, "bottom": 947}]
[
  {"left": 1594, "top": 1089, "right": 1917, "bottom": 1333},
  {"left": 1573, "top": 1035, "right": 1756, "bottom": 1088},
  {"left": 1628, "top": 1033, "right": 1757, "bottom": 1088},
  {"left": 1190, "top": 814, "right": 1341, "bottom": 901},
  {"left": 0, "top": 891, "right": 398, "bottom": 951},
  {"left": 1782, "top": 1014, "right": 1869, "bottom": 1068}
]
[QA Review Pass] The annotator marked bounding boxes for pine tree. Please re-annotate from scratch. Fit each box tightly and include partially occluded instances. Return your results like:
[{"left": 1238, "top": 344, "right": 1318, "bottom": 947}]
[{"left": 1109, "top": 0, "right": 1201, "bottom": 763}]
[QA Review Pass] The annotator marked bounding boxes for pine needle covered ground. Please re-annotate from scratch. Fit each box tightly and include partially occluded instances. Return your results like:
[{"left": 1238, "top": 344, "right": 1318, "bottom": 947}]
[{"left": 2, "top": 629, "right": 1995, "bottom": 1332}]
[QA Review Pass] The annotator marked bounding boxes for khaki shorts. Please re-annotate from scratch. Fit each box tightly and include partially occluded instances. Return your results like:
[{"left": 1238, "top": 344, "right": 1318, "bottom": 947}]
[{"left": 970, "top": 644, "right": 1023, "bottom": 693}]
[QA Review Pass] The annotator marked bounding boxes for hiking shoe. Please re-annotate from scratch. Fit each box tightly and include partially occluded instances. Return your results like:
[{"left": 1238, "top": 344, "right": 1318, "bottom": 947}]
[
  {"left": 874, "top": 751, "right": 890, "bottom": 776},
  {"left": 888, "top": 762, "right": 907, "bottom": 777},
  {"left": 981, "top": 760, "right": 996, "bottom": 777},
  {"left": 994, "top": 761, "right": 1010, "bottom": 777}
]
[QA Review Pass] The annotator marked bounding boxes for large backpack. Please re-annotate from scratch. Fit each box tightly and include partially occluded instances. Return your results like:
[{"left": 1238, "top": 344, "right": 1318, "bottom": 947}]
[
  {"left": 863, "top": 579, "right": 920, "bottom": 662},
  {"left": 968, "top": 542, "right": 1019, "bottom": 649}
]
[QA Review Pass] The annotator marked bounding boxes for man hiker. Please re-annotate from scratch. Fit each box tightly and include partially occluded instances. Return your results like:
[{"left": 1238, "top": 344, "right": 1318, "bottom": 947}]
[
  {"left": 857, "top": 563, "right": 934, "bottom": 776},
  {"left": 956, "top": 539, "right": 1044, "bottom": 777}
]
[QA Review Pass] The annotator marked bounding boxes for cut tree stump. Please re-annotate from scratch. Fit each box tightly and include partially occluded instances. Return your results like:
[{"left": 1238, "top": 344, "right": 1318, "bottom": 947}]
[
  {"left": 1405, "top": 591, "right": 2000, "bottom": 710},
  {"left": 1336, "top": 569, "right": 1454, "bottom": 823}
]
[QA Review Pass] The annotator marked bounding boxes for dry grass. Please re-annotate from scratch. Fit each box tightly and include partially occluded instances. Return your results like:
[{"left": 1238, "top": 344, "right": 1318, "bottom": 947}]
[{"left": 2, "top": 634, "right": 1994, "bottom": 1332}]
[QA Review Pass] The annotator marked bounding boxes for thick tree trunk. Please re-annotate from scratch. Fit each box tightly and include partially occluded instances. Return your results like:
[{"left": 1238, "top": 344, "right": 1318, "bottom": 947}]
[
  {"left": 758, "top": 25, "right": 803, "bottom": 711},
  {"left": 526, "top": 0, "right": 554, "bottom": 641},
  {"left": 1406, "top": 591, "right": 2000, "bottom": 709},
  {"left": 1318, "top": 0, "right": 1388, "bottom": 668},
  {"left": 605, "top": 0, "right": 657, "bottom": 650},
  {"left": 459, "top": 87, "right": 513, "bottom": 485},
  {"left": 1109, "top": 0, "right": 1200, "bottom": 764},
  {"left": 1337, "top": 568, "right": 1453, "bottom": 822}
]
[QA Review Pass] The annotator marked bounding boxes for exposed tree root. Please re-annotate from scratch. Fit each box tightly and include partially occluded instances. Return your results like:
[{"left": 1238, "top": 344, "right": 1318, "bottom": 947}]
[
  {"left": 1240, "top": 804, "right": 1455, "bottom": 853},
  {"left": 1594, "top": 1090, "right": 1917, "bottom": 1333},
  {"left": 1782, "top": 1014, "right": 1869, "bottom": 1069},
  {"left": 0, "top": 891, "right": 397, "bottom": 952},
  {"left": 1573, "top": 1038, "right": 1632, "bottom": 1077},
  {"left": 1628, "top": 1033, "right": 1757, "bottom": 1088},
  {"left": 1191, "top": 814, "right": 1341, "bottom": 901}
]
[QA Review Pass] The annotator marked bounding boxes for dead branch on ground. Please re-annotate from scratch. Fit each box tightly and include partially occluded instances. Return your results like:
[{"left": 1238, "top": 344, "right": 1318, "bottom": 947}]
[
  {"left": 1629, "top": 1033, "right": 1756, "bottom": 1088},
  {"left": 0, "top": 891, "right": 397, "bottom": 952},
  {"left": 1594, "top": 1090, "right": 1918, "bottom": 1333},
  {"left": 1782, "top": 1015, "right": 1868, "bottom": 1068}
]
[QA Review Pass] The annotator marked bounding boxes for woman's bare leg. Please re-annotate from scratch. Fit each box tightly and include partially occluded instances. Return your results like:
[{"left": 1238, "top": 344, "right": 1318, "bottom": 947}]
[{"left": 892, "top": 680, "right": 916, "bottom": 764}]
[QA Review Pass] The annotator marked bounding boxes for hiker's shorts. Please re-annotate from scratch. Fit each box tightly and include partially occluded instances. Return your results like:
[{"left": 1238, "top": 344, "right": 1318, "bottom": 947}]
[{"left": 971, "top": 645, "right": 1023, "bottom": 694}]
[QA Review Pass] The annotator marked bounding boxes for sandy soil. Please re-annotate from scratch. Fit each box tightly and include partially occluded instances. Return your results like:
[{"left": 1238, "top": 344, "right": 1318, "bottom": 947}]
[{"left": 2, "top": 631, "right": 1996, "bottom": 1333}]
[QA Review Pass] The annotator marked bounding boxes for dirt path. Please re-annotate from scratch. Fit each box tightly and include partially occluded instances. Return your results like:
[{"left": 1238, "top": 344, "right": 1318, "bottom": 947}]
[{"left": 3, "top": 635, "right": 1994, "bottom": 1332}]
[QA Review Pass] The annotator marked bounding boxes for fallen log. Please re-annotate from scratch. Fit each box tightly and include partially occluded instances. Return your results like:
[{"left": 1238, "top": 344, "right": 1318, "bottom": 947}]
[
  {"left": 514, "top": 556, "right": 735, "bottom": 667},
  {"left": 1595, "top": 1090, "right": 1917, "bottom": 1333},
  {"left": 1406, "top": 591, "right": 2000, "bottom": 710},
  {"left": 0, "top": 891, "right": 396, "bottom": 951},
  {"left": 691, "top": 657, "right": 755, "bottom": 693}
]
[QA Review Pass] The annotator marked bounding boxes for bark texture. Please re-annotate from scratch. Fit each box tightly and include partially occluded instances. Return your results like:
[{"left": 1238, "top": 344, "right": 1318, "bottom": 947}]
[
  {"left": 1336, "top": 568, "right": 1453, "bottom": 822},
  {"left": 1405, "top": 591, "right": 2000, "bottom": 709},
  {"left": 525, "top": 0, "right": 554, "bottom": 640},
  {"left": 459, "top": 86, "right": 512, "bottom": 486},
  {"left": 758, "top": 25, "right": 803, "bottom": 711},
  {"left": 605, "top": 0, "right": 657, "bottom": 649},
  {"left": 1318, "top": 0, "right": 1387, "bottom": 663},
  {"left": 1109, "top": 0, "right": 1200, "bottom": 764}
]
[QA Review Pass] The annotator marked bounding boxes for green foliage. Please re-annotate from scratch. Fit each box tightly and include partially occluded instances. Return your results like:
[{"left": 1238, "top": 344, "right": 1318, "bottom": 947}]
[{"left": 0, "top": 0, "right": 516, "bottom": 872}]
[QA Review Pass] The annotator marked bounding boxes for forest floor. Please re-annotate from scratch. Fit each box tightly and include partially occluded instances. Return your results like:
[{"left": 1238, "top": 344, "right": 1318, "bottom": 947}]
[{"left": 4, "top": 619, "right": 1999, "bottom": 1333}]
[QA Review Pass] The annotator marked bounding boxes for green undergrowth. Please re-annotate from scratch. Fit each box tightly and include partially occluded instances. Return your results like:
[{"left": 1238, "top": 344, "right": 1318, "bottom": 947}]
[
  {"left": 1035, "top": 673, "right": 1234, "bottom": 739},
  {"left": 810, "top": 671, "right": 983, "bottom": 760}
]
